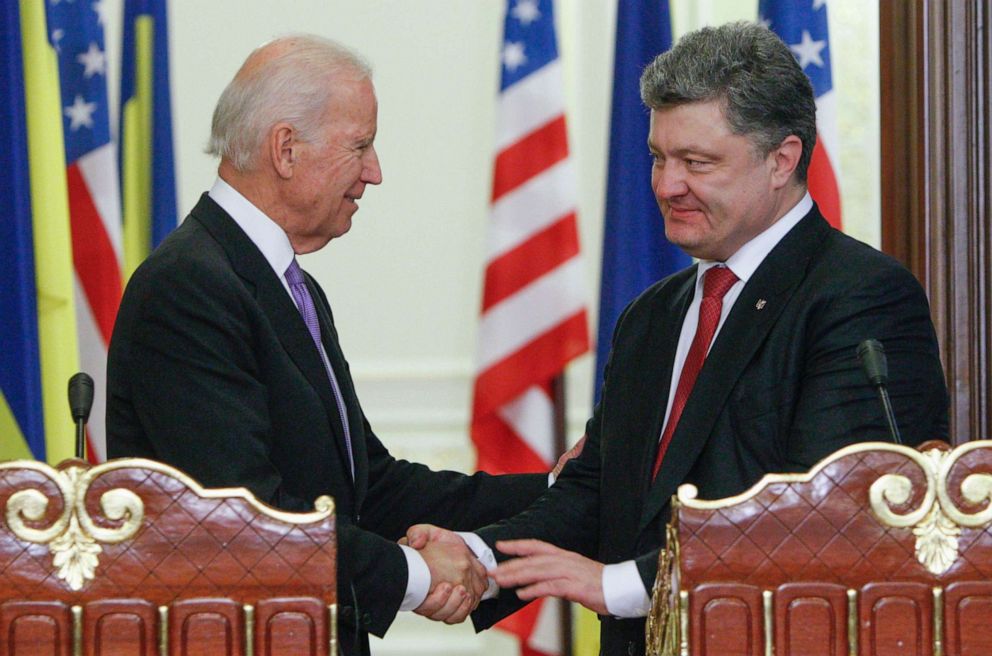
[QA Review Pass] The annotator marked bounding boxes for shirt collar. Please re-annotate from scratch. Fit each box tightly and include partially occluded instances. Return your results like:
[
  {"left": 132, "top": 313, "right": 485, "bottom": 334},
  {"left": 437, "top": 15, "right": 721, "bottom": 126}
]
[
  {"left": 698, "top": 191, "right": 813, "bottom": 283},
  {"left": 208, "top": 177, "right": 296, "bottom": 278}
]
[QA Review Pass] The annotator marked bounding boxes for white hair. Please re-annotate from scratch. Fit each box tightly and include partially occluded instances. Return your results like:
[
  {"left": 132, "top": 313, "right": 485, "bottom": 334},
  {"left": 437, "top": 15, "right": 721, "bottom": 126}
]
[{"left": 206, "top": 34, "right": 372, "bottom": 171}]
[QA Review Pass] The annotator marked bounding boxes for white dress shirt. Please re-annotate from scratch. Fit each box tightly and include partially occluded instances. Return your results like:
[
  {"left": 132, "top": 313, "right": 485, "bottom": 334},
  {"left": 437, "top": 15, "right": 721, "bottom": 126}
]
[
  {"left": 208, "top": 178, "right": 431, "bottom": 612},
  {"left": 602, "top": 192, "right": 813, "bottom": 617}
]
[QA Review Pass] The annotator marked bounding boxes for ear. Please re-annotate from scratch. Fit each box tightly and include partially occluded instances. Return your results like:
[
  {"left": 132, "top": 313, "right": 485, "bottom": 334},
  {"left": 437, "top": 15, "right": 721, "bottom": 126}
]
[
  {"left": 769, "top": 134, "right": 803, "bottom": 189},
  {"left": 268, "top": 122, "right": 296, "bottom": 180}
]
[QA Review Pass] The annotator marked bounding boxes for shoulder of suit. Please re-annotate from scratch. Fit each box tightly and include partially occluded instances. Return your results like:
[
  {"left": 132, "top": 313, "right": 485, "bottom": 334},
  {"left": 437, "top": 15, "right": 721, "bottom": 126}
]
[
  {"left": 616, "top": 265, "right": 696, "bottom": 325},
  {"left": 812, "top": 226, "right": 920, "bottom": 286}
]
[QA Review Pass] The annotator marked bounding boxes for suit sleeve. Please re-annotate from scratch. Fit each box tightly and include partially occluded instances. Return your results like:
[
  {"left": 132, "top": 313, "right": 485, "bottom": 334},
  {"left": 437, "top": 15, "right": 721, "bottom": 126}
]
[
  {"left": 110, "top": 260, "right": 409, "bottom": 640},
  {"left": 115, "top": 260, "right": 550, "bottom": 637},
  {"left": 358, "top": 424, "right": 549, "bottom": 539},
  {"left": 118, "top": 256, "right": 309, "bottom": 507},
  {"left": 784, "top": 258, "right": 947, "bottom": 467}
]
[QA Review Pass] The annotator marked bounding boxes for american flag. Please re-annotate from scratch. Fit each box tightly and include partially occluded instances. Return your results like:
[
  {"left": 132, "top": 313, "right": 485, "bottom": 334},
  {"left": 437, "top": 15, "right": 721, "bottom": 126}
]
[
  {"left": 760, "top": 0, "right": 843, "bottom": 228},
  {"left": 471, "top": 0, "right": 589, "bottom": 653},
  {"left": 49, "top": 0, "right": 124, "bottom": 462}
]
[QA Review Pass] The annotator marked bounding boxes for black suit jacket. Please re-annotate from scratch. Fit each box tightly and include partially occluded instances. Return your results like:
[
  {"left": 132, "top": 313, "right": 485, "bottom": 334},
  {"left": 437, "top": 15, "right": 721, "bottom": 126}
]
[
  {"left": 107, "top": 194, "right": 547, "bottom": 655},
  {"left": 472, "top": 206, "right": 949, "bottom": 655}
]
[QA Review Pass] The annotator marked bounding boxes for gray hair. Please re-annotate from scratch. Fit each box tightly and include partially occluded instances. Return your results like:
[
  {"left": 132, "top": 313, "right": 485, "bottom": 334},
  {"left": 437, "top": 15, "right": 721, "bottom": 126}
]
[
  {"left": 206, "top": 34, "right": 372, "bottom": 172},
  {"left": 640, "top": 21, "right": 816, "bottom": 182}
]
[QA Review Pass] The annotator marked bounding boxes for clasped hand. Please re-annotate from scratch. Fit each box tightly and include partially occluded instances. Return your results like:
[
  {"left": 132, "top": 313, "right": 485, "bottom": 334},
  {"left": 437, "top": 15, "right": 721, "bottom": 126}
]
[
  {"left": 402, "top": 524, "right": 487, "bottom": 624},
  {"left": 403, "top": 523, "right": 609, "bottom": 623}
]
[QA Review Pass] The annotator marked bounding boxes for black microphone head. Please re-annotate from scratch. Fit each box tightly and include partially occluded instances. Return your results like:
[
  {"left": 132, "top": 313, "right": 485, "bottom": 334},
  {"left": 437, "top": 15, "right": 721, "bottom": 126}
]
[
  {"left": 857, "top": 339, "right": 888, "bottom": 386},
  {"left": 68, "top": 372, "right": 95, "bottom": 423}
]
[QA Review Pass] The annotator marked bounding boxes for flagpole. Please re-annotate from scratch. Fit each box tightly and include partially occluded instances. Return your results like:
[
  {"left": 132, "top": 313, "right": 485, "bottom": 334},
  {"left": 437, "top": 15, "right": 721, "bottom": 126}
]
[{"left": 551, "top": 372, "right": 573, "bottom": 656}]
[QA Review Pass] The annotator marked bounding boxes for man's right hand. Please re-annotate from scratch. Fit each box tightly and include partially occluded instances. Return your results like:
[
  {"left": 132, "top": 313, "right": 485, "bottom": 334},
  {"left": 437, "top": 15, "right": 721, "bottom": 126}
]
[{"left": 409, "top": 525, "right": 488, "bottom": 624}]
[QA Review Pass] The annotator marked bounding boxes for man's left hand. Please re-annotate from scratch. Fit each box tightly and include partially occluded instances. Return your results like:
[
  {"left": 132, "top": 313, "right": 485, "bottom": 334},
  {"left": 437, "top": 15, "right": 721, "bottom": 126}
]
[{"left": 493, "top": 539, "right": 607, "bottom": 615}]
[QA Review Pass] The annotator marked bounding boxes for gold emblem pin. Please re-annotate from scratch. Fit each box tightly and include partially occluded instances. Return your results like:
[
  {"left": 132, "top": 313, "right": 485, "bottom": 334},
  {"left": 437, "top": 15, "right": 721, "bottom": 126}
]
[{"left": 755, "top": 299, "right": 767, "bottom": 310}]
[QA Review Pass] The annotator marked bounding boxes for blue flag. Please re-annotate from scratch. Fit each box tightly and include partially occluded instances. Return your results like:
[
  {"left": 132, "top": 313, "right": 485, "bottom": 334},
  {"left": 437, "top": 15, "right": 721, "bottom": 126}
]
[
  {"left": 595, "top": 0, "right": 689, "bottom": 400},
  {"left": 120, "top": 0, "right": 177, "bottom": 277},
  {"left": 0, "top": 2, "right": 43, "bottom": 461}
]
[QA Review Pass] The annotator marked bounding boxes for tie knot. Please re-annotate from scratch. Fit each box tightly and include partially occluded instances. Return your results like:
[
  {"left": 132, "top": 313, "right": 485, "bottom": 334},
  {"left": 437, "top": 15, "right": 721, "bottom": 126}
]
[
  {"left": 285, "top": 259, "right": 305, "bottom": 286},
  {"left": 703, "top": 266, "right": 738, "bottom": 300}
]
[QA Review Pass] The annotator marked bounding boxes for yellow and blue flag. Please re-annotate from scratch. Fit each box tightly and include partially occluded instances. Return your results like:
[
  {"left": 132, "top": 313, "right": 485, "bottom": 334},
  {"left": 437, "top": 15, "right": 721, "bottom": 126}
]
[
  {"left": 1, "top": 1, "right": 81, "bottom": 464},
  {"left": 120, "top": 0, "right": 177, "bottom": 278}
]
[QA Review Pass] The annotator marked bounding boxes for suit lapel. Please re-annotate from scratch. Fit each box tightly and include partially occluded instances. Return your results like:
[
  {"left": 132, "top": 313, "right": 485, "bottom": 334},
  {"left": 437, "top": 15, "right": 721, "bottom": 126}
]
[
  {"left": 188, "top": 195, "right": 350, "bottom": 476},
  {"left": 307, "top": 275, "right": 369, "bottom": 501},
  {"left": 639, "top": 208, "right": 831, "bottom": 531},
  {"left": 626, "top": 270, "right": 698, "bottom": 489}
]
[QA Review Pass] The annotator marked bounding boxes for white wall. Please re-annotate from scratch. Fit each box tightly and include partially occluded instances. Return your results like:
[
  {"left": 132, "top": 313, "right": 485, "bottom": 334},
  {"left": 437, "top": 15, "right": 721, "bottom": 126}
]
[{"left": 102, "top": 1, "right": 879, "bottom": 653}]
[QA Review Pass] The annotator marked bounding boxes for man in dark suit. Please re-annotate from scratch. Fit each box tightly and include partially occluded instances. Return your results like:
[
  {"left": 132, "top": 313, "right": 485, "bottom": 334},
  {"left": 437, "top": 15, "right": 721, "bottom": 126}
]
[
  {"left": 106, "top": 35, "right": 549, "bottom": 655},
  {"left": 407, "top": 22, "right": 949, "bottom": 654}
]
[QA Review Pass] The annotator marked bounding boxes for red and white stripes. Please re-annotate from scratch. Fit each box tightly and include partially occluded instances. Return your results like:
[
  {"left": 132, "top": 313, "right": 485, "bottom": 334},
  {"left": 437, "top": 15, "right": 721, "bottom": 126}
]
[
  {"left": 472, "top": 57, "right": 589, "bottom": 477},
  {"left": 810, "top": 90, "right": 842, "bottom": 229},
  {"left": 70, "top": 142, "right": 123, "bottom": 462}
]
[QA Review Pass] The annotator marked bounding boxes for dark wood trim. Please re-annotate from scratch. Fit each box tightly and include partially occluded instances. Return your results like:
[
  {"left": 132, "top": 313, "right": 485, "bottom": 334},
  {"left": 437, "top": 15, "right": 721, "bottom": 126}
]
[
  {"left": 879, "top": 1, "right": 926, "bottom": 279},
  {"left": 880, "top": 0, "right": 992, "bottom": 443}
]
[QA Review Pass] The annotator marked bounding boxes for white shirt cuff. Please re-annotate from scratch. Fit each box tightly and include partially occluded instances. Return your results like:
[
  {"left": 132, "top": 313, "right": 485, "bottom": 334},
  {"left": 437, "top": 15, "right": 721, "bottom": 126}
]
[
  {"left": 602, "top": 560, "right": 652, "bottom": 618},
  {"left": 457, "top": 531, "right": 499, "bottom": 600},
  {"left": 399, "top": 544, "right": 431, "bottom": 611}
]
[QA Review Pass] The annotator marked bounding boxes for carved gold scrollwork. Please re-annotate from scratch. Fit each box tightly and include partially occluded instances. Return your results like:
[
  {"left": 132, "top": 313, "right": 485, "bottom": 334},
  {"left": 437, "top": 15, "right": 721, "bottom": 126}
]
[
  {"left": 870, "top": 444, "right": 992, "bottom": 576},
  {"left": 646, "top": 516, "right": 681, "bottom": 656},
  {"left": 3, "top": 464, "right": 144, "bottom": 591}
]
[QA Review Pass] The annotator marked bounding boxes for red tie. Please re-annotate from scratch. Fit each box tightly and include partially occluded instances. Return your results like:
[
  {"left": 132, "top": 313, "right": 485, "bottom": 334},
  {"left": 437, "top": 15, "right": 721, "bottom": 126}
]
[{"left": 651, "top": 266, "right": 739, "bottom": 481}]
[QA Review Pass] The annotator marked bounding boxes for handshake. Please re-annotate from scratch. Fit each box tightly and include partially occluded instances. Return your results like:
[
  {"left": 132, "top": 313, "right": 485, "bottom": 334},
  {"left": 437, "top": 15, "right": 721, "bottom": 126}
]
[
  {"left": 402, "top": 524, "right": 488, "bottom": 624},
  {"left": 401, "top": 436, "right": 606, "bottom": 625}
]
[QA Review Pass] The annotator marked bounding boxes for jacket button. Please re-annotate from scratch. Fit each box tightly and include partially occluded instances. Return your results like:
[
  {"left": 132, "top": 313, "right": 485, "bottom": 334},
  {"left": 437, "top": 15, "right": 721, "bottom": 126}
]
[
  {"left": 362, "top": 612, "right": 372, "bottom": 627},
  {"left": 340, "top": 605, "right": 355, "bottom": 622},
  {"left": 627, "top": 642, "right": 636, "bottom": 656}
]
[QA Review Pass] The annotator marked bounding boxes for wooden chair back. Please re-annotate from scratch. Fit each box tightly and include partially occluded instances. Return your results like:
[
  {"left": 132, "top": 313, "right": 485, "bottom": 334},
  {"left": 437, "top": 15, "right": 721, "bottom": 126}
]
[
  {"left": 647, "top": 440, "right": 992, "bottom": 656},
  {"left": 0, "top": 458, "right": 337, "bottom": 655}
]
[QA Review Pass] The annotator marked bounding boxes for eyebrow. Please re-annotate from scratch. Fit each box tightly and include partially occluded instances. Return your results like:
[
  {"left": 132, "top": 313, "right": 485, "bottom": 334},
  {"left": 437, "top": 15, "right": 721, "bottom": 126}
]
[{"left": 648, "top": 142, "right": 721, "bottom": 160}]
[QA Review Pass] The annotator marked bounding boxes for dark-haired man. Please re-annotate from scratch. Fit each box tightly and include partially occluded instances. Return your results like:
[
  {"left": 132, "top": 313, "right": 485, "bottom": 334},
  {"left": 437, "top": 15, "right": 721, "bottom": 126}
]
[{"left": 409, "top": 21, "right": 948, "bottom": 655}]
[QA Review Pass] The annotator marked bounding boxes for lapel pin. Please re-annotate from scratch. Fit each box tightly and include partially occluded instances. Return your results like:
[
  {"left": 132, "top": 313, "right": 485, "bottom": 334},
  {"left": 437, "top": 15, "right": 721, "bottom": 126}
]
[{"left": 755, "top": 299, "right": 767, "bottom": 310}]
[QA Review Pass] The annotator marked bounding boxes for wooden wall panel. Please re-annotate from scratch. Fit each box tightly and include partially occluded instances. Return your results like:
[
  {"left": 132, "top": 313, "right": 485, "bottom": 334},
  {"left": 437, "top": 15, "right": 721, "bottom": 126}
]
[
  {"left": 945, "top": 581, "right": 992, "bottom": 656},
  {"left": 0, "top": 601, "right": 71, "bottom": 656},
  {"left": 255, "top": 598, "right": 327, "bottom": 656},
  {"left": 880, "top": 0, "right": 992, "bottom": 444},
  {"left": 775, "top": 583, "right": 847, "bottom": 656},
  {"left": 84, "top": 600, "right": 158, "bottom": 656},
  {"left": 859, "top": 583, "right": 931, "bottom": 656},
  {"left": 690, "top": 584, "right": 763, "bottom": 656},
  {"left": 168, "top": 600, "right": 243, "bottom": 656}
]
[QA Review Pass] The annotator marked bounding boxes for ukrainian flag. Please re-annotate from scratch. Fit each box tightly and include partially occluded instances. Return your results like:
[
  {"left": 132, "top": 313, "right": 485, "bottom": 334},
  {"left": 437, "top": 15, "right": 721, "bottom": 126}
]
[
  {"left": 1, "top": 1, "right": 80, "bottom": 464},
  {"left": 120, "top": 0, "right": 177, "bottom": 278}
]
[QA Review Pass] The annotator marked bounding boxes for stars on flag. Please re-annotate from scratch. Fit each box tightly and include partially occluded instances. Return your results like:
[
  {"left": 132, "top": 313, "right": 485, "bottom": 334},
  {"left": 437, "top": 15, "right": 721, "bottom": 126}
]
[
  {"left": 511, "top": 0, "right": 541, "bottom": 25},
  {"left": 790, "top": 29, "right": 826, "bottom": 69},
  {"left": 51, "top": 28, "right": 65, "bottom": 53},
  {"left": 76, "top": 42, "right": 106, "bottom": 78},
  {"left": 92, "top": 0, "right": 110, "bottom": 25},
  {"left": 502, "top": 41, "right": 527, "bottom": 71},
  {"left": 64, "top": 94, "right": 97, "bottom": 131}
]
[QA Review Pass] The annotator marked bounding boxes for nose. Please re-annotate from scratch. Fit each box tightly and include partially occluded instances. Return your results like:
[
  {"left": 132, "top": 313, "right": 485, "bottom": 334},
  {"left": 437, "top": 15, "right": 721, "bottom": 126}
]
[
  {"left": 362, "top": 146, "right": 382, "bottom": 186},
  {"left": 652, "top": 161, "right": 688, "bottom": 200}
]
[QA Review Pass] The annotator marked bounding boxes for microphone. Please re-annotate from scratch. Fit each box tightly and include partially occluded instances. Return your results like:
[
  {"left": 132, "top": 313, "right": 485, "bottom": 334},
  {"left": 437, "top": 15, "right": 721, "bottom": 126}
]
[
  {"left": 857, "top": 339, "right": 902, "bottom": 445},
  {"left": 68, "top": 372, "right": 95, "bottom": 459}
]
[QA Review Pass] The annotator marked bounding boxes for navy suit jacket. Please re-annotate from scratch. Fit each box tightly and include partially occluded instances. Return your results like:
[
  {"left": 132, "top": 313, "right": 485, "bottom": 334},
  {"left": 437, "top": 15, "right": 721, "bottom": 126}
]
[
  {"left": 472, "top": 205, "right": 949, "bottom": 655},
  {"left": 107, "top": 194, "right": 547, "bottom": 655}
]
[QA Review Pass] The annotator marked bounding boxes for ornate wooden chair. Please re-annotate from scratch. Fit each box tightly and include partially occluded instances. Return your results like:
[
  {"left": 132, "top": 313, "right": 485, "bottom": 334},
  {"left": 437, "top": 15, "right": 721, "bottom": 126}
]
[
  {"left": 0, "top": 458, "right": 337, "bottom": 655},
  {"left": 646, "top": 440, "right": 992, "bottom": 656}
]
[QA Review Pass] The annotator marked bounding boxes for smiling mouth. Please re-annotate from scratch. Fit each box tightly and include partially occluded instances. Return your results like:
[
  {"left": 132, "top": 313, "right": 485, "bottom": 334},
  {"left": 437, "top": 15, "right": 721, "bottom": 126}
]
[{"left": 666, "top": 205, "right": 701, "bottom": 219}]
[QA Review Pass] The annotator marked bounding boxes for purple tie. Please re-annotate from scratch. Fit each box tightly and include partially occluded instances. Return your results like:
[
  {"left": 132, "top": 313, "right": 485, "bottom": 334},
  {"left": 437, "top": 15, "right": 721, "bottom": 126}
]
[{"left": 285, "top": 259, "right": 354, "bottom": 478}]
